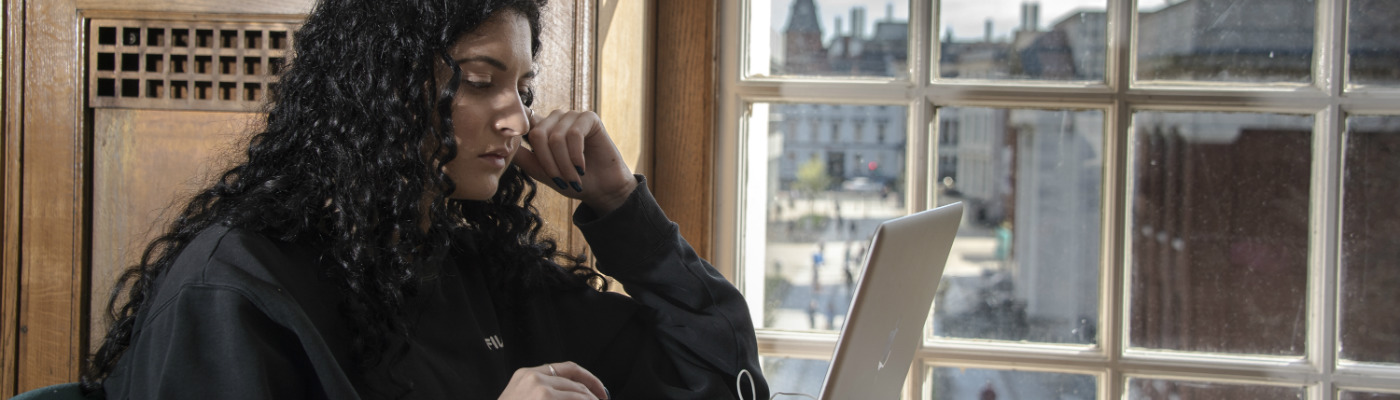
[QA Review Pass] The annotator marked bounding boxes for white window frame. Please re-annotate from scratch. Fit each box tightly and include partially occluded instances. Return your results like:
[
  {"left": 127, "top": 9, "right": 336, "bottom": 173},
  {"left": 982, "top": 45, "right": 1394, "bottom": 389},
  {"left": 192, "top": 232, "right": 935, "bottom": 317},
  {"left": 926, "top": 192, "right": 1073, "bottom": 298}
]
[{"left": 716, "top": 0, "right": 1400, "bottom": 398}]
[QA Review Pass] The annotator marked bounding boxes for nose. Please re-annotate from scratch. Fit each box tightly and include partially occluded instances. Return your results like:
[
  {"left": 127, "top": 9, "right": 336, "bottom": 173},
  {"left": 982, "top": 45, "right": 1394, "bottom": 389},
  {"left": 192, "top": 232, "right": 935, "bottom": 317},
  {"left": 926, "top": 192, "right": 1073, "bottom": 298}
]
[{"left": 493, "top": 94, "right": 530, "bottom": 137}]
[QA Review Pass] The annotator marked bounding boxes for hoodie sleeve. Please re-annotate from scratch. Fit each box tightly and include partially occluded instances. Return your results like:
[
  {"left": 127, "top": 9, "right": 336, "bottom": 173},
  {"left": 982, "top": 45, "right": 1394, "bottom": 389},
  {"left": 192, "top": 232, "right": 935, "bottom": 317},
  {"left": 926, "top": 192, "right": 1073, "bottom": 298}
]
[
  {"left": 574, "top": 176, "right": 771, "bottom": 400},
  {"left": 103, "top": 284, "right": 322, "bottom": 400},
  {"left": 102, "top": 228, "right": 359, "bottom": 400}
]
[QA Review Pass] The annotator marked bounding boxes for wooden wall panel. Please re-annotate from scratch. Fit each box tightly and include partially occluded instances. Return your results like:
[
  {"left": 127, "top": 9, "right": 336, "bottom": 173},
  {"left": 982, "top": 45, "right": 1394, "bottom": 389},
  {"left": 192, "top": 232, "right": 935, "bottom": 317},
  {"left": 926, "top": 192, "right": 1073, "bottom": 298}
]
[
  {"left": 3, "top": 0, "right": 23, "bottom": 396},
  {"left": 598, "top": 0, "right": 653, "bottom": 180},
  {"left": 89, "top": 109, "right": 254, "bottom": 343},
  {"left": 653, "top": 0, "right": 717, "bottom": 272},
  {"left": 17, "top": 0, "right": 85, "bottom": 391}
]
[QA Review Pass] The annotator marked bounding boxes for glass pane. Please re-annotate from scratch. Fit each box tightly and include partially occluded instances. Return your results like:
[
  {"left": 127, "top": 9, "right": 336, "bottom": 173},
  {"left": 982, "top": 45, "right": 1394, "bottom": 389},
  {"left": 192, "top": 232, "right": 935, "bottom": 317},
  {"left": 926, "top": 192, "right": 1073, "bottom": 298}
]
[
  {"left": 1342, "top": 391, "right": 1400, "bottom": 400},
  {"left": 1130, "top": 111, "right": 1312, "bottom": 356},
  {"left": 1136, "top": 0, "right": 1314, "bottom": 83},
  {"left": 937, "top": 0, "right": 1108, "bottom": 81},
  {"left": 760, "top": 103, "right": 908, "bottom": 331},
  {"left": 1348, "top": 0, "right": 1400, "bottom": 87},
  {"left": 931, "top": 107, "right": 1103, "bottom": 345},
  {"left": 1127, "top": 378, "right": 1304, "bottom": 399},
  {"left": 754, "top": 0, "right": 909, "bottom": 78},
  {"left": 927, "top": 366, "right": 1096, "bottom": 400},
  {"left": 761, "top": 355, "right": 829, "bottom": 398},
  {"left": 1340, "top": 116, "right": 1400, "bottom": 364}
]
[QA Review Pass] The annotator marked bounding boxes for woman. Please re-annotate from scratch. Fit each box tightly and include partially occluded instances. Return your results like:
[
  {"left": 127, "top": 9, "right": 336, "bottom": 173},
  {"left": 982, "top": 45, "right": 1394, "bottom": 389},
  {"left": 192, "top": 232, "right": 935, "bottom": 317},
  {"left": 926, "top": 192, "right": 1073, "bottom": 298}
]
[{"left": 81, "top": 0, "right": 770, "bottom": 398}]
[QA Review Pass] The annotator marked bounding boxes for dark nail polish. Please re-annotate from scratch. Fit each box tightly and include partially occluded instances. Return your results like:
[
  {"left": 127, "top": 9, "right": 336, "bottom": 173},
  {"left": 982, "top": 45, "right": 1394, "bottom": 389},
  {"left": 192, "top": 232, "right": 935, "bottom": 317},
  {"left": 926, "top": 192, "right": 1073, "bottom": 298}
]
[
  {"left": 570, "top": 181, "right": 583, "bottom": 192},
  {"left": 575, "top": 165, "right": 586, "bottom": 176},
  {"left": 552, "top": 177, "right": 568, "bottom": 190}
]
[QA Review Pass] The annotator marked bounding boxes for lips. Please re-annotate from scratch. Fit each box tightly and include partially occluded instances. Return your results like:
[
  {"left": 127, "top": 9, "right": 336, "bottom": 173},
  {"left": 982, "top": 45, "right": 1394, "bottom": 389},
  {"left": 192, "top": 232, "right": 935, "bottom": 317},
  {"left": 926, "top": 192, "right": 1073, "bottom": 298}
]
[{"left": 478, "top": 148, "right": 511, "bottom": 168}]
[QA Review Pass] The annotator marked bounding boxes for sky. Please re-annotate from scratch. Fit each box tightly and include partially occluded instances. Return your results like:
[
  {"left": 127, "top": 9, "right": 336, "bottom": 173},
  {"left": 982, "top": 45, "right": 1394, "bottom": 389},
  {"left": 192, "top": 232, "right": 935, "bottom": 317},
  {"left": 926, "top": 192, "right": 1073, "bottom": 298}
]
[{"left": 767, "top": 0, "right": 1176, "bottom": 42}]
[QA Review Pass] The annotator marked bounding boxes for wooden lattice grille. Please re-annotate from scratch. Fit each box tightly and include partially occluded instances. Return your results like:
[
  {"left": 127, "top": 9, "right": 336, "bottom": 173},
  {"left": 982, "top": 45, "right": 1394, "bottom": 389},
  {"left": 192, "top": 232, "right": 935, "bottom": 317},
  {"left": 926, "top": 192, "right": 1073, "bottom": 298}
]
[{"left": 88, "top": 19, "right": 299, "bottom": 111}]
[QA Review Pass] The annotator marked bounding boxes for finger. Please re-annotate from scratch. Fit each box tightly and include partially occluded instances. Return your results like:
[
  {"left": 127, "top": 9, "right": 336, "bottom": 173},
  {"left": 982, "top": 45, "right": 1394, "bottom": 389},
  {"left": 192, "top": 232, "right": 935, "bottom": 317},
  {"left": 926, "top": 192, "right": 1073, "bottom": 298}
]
[
  {"left": 526, "top": 110, "right": 568, "bottom": 191},
  {"left": 519, "top": 366, "right": 595, "bottom": 400},
  {"left": 537, "top": 373, "right": 594, "bottom": 400},
  {"left": 513, "top": 110, "right": 545, "bottom": 179},
  {"left": 522, "top": 108, "right": 539, "bottom": 143},
  {"left": 548, "top": 392, "right": 597, "bottom": 400},
  {"left": 566, "top": 115, "right": 587, "bottom": 176},
  {"left": 504, "top": 367, "right": 598, "bottom": 400},
  {"left": 548, "top": 112, "right": 585, "bottom": 192},
  {"left": 511, "top": 145, "right": 549, "bottom": 185},
  {"left": 548, "top": 362, "right": 608, "bottom": 400}
]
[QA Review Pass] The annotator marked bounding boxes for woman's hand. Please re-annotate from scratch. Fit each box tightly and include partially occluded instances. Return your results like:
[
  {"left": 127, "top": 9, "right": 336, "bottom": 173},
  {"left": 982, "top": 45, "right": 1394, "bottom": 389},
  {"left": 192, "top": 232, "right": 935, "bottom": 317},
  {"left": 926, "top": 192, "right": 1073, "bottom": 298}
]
[
  {"left": 498, "top": 362, "right": 609, "bottom": 400},
  {"left": 513, "top": 110, "right": 638, "bottom": 215}
]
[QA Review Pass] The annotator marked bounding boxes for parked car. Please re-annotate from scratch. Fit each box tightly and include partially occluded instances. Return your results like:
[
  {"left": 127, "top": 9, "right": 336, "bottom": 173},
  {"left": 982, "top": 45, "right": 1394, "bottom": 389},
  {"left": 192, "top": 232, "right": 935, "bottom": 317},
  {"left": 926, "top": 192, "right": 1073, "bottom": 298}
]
[{"left": 841, "top": 177, "right": 885, "bottom": 192}]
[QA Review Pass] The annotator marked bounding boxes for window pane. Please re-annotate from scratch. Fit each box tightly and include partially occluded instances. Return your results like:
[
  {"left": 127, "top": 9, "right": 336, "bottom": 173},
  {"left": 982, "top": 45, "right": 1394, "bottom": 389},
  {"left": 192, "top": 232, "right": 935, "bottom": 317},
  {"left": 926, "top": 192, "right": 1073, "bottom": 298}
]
[
  {"left": 937, "top": 0, "right": 1107, "bottom": 81},
  {"left": 761, "top": 355, "right": 829, "bottom": 398},
  {"left": 1340, "top": 115, "right": 1400, "bottom": 364},
  {"left": 1342, "top": 391, "right": 1400, "bottom": 400},
  {"left": 760, "top": 103, "right": 908, "bottom": 332},
  {"left": 1348, "top": 0, "right": 1400, "bottom": 86},
  {"left": 755, "top": 0, "right": 909, "bottom": 78},
  {"left": 1130, "top": 111, "right": 1312, "bottom": 356},
  {"left": 927, "top": 366, "right": 1096, "bottom": 400},
  {"left": 1136, "top": 0, "right": 1314, "bottom": 83},
  {"left": 1127, "top": 378, "right": 1304, "bottom": 399},
  {"left": 932, "top": 107, "right": 1103, "bottom": 345}
]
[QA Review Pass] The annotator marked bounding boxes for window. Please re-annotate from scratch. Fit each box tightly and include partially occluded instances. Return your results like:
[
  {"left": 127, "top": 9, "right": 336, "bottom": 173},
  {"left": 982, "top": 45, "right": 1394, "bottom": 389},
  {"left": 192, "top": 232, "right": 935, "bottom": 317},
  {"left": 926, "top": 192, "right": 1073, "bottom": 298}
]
[{"left": 718, "top": 0, "right": 1400, "bottom": 398}]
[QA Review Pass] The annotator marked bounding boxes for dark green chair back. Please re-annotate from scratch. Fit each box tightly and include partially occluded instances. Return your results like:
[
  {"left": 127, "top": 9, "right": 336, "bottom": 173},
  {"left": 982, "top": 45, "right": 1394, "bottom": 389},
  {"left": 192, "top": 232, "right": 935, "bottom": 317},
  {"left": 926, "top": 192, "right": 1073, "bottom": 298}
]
[{"left": 10, "top": 383, "right": 97, "bottom": 400}]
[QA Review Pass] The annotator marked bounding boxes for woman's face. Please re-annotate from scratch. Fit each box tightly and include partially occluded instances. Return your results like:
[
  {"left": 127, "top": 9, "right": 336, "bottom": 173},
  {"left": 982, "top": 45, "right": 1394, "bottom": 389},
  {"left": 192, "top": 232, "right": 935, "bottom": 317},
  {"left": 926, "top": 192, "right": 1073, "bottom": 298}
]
[{"left": 442, "top": 11, "right": 534, "bottom": 200}]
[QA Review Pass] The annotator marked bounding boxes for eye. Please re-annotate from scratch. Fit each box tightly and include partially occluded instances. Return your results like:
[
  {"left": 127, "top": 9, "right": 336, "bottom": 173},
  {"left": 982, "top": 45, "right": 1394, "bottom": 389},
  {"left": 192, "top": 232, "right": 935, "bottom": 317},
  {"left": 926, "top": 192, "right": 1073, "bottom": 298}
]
[
  {"left": 464, "top": 79, "right": 491, "bottom": 89},
  {"left": 518, "top": 86, "right": 535, "bottom": 107},
  {"left": 462, "top": 72, "right": 492, "bottom": 89}
]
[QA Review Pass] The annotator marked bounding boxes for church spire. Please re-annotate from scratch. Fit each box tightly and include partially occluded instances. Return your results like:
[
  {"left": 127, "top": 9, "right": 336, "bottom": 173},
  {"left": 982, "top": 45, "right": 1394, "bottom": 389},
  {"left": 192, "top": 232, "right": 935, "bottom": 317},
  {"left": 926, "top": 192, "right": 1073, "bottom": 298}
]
[{"left": 785, "top": 0, "right": 823, "bottom": 36}]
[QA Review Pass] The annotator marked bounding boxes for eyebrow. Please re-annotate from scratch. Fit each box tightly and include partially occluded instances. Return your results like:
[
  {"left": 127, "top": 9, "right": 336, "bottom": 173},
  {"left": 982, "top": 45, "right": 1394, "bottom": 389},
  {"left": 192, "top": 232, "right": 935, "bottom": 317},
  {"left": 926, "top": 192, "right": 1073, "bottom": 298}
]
[{"left": 454, "top": 56, "right": 537, "bottom": 79}]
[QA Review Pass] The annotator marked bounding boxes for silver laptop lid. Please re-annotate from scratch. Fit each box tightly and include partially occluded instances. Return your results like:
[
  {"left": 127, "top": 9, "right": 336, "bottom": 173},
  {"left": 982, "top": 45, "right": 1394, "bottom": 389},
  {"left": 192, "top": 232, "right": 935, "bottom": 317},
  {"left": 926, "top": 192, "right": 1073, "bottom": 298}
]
[{"left": 819, "top": 202, "right": 963, "bottom": 400}]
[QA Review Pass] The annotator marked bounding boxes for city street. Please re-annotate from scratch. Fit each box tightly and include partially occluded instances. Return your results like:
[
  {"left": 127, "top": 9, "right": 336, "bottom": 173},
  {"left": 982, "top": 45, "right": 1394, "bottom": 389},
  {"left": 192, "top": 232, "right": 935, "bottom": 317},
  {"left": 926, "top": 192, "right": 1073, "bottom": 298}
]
[
  {"left": 758, "top": 190, "right": 1006, "bottom": 396},
  {"left": 760, "top": 191, "right": 1003, "bottom": 332}
]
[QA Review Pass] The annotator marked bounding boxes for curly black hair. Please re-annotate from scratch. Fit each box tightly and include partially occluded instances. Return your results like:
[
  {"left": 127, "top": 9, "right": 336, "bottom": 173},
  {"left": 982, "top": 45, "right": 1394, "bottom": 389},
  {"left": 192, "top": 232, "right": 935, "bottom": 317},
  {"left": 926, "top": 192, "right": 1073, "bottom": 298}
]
[{"left": 82, "top": 0, "right": 602, "bottom": 395}]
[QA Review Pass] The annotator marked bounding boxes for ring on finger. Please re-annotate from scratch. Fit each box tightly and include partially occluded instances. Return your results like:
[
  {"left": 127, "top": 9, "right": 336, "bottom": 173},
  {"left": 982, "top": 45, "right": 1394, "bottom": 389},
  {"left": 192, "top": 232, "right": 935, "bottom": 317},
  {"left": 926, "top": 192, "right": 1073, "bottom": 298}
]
[{"left": 547, "top": 364, "right": 557, "bottom": 377}]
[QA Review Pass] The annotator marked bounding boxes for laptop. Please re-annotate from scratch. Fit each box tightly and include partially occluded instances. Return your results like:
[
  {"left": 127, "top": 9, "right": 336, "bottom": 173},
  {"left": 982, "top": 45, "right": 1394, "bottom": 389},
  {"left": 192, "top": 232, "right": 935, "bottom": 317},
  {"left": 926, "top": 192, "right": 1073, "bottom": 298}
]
[{"left": 818, "top": 202, "right": 963, "bottom": 400}]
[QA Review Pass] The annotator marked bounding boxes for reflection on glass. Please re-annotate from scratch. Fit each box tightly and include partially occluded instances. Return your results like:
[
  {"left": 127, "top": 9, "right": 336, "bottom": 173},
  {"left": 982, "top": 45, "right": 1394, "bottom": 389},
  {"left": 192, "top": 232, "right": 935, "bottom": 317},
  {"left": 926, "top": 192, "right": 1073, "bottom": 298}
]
[
  {"left": 1136, "top": 0, "right": 1314, "bottom": 83},
  {"left": 757, "top": 0, "right": 909, "bottom": 78},
  {"left": 761, "top": 103, "right": 908, "bottom": 332},
  {"left": 1130, "top": 111, "right": 1312, "bottom": 356},
  {"left": 1340, "top": 116, "right": 1400, "bottom": 364},
  {"left": 938, "top": 0, "right": 1107, "bottom": 81},
  {"left": 1348, "top": 0, "right": 1400, "bottom": 86},
  {"left": 761, "top": 356, "right": 829, "bottom": 398},
  {"left": 1342, "top": 391, "right": 1400, "bottom": 400},
  {"left": 1127, "top": 378, "right": 1303, "bottom": 399},
  {"left": 927, "top": 366, "right": 1096, "bottom": 400},
  {"left": 931, "top": 107, "right": 1102, "bottom": 345}
]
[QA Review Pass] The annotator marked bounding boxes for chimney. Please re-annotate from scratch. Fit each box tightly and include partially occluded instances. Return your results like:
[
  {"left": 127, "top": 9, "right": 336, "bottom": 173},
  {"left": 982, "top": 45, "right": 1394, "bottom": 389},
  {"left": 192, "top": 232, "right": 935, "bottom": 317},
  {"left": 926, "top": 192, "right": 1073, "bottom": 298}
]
[
  {"left": 851, "top": 7, "right": 866, "bottom": 39},
  {"left": 1019, "top": 2, "right": 1040, "bottom": 32},
  {"left": 1020, "top": 3, "right": 1029, "bottom": 32},
  {"left": 886, "top": 3, "right": 893, "bottom": 21},
  {"left": 984, "top": 18, "right": 993, "bottom": 42}
]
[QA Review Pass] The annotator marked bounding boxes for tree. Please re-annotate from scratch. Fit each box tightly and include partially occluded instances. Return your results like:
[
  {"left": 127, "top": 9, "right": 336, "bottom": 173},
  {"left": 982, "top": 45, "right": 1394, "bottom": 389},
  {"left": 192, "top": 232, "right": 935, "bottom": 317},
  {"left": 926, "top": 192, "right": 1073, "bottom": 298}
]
[{"left": 794, "top": 156, "right": 832, "bottom": 194}]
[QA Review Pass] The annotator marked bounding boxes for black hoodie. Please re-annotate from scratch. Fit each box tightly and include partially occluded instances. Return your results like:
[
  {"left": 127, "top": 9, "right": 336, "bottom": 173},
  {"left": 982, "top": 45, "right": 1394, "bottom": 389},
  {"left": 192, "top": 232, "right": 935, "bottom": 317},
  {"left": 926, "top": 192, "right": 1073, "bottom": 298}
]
[{"left": 103, "top": 177, "right": 770, "bottom": 399}]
